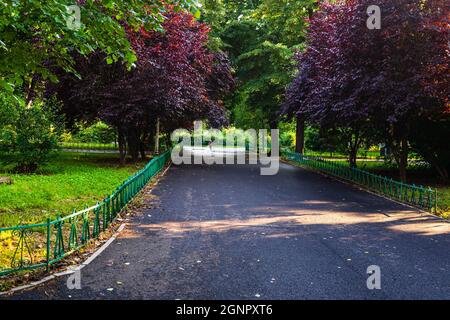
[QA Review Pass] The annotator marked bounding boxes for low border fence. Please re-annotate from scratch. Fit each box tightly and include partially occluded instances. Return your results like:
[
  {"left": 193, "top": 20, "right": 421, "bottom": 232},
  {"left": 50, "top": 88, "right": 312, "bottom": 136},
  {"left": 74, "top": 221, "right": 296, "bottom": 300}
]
[
  {"left": 59, "top": 142, "right": 118, "bottom": 151},
  {"left": 0, "top": 151, "right": 171, "bottom": 277},
  {"left": 283, "top": 151, "right": 436, "bottom": 212}
]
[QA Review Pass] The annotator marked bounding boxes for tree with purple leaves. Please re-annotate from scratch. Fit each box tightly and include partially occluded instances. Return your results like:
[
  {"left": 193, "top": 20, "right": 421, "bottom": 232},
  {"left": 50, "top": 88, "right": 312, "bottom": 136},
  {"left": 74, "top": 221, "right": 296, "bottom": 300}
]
[
  {"left": 52, "top": 7, "right": 235, "bottom": 163},
  {"left": 282, "top": 0, "right": 449, "bottom": 181}
]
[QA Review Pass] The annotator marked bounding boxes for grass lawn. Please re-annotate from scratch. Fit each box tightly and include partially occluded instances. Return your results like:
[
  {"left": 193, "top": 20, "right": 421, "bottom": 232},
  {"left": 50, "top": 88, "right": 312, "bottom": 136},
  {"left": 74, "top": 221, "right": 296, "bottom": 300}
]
[{"left": 0, "top": 152, "right": 146, "bottom": 227}]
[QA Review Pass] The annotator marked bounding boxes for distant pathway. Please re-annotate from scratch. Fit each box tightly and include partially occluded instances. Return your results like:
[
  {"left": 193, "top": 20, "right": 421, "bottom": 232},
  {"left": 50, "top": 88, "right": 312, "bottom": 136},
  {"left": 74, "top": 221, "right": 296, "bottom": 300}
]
[{"left": 7, "top": 163, "right": 450, "bottom": 300}]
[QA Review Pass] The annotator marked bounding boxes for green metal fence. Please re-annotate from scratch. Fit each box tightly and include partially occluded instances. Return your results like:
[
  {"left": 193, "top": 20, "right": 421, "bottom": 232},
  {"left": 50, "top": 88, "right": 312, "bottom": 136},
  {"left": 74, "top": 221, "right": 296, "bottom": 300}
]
[
  {"left": 0, "top": 151, "right": 171, "bottom": 277},
  {"left": 283, "top": 151, "right": 436, "bottom": 212}
]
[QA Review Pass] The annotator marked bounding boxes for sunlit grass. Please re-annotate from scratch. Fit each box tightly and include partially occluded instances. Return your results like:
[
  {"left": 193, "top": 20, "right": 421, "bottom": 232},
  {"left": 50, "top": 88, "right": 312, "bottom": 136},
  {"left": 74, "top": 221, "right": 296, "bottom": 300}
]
[{"left": 0, "top": 152, "right": 145, "bottom": 227}]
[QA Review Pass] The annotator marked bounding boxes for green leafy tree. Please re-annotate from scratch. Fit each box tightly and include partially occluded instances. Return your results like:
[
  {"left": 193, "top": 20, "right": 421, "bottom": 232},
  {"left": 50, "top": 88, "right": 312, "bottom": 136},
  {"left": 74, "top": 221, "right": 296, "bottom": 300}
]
[
  {"left": 74, "top": 121, "right": 116, "bottom": 144},
  {"left": 0, "top": 98, "right": 61, "bottom": 172}
]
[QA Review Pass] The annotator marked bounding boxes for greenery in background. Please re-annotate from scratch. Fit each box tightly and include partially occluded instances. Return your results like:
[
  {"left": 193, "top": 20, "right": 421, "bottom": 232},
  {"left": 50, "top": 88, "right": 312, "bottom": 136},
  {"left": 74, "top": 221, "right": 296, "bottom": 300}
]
[
  {"left": 0, "top": 95, "right": 61, "bottom": 172},
  {"left": 200, "top": 0, "right": 316, "bottom": 129},
  {"left": 0, "top": 152, "right": 145, "bottom": 227},
  {"left": 0, "top": 0, "right": 199, "bottom": 172},
  {"left": 0, "top": 0, "right": 196, "bottom": 100},
  {"left": 63, "top": 121, "right": 117, "bottom": 144},
  {"left": 279, "top": 120, "right": 296, "bottom": 150},
  {"left": 279, "top": 123, "right": 381, "bottom": 159},
  {"left": 171, "top": 126, "right": 260, "bottom": 148}
]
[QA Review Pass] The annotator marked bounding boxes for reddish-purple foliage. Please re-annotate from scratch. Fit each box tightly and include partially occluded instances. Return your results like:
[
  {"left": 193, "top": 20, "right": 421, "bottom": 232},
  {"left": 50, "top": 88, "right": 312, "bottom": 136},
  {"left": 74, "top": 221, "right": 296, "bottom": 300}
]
[
  {"left": 51, "top": 7, "right": 235, "bottom": 160},
  {"left": 282, "top": 0, "right": 449, "bottom": 178}
]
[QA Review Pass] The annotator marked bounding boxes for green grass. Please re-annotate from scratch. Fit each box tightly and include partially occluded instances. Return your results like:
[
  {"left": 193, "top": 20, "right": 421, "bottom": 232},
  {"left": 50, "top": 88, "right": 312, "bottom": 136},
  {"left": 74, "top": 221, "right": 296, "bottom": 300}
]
[
  {"left": 0, "top": 152, "right": 145, "bottom": 227},
  {"left": 436, "top": 187, "right": 450, "bottom": 219}
]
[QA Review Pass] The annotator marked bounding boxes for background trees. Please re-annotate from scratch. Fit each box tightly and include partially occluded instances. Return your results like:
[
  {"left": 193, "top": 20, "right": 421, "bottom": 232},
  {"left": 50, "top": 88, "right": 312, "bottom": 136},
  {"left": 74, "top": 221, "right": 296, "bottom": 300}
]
[
  {"left": 0, "top": 0, "right": 196, "bottom": 103},
  {"left": 1, "top": 0, "right": 448, "bottom": 182},
  {"left": 282, "top": 0, "right": 449, "bottom": 181},
  {"left": 200, "top": 0, "right": 316, "bottom": 129}
]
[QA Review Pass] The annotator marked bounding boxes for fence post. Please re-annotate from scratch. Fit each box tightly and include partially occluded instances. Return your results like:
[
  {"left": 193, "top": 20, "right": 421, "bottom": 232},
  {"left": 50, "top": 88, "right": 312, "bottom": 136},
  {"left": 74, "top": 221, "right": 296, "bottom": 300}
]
[
  {"left": 46, "top": 217, "right": 51, "bottom": 272},
  {"left": 435, "top": 189, "right": 438, "bottom": 214}
]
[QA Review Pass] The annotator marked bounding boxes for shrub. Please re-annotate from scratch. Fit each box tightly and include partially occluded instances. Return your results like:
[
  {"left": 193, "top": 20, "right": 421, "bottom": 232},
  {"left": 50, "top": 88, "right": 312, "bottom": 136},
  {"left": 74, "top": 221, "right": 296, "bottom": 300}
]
[
  {"left": 0, "top": 99, "right": 59, "bottom": 173},
  {"left": 73, "top": 121, "right": 116, "bottom": 144}
]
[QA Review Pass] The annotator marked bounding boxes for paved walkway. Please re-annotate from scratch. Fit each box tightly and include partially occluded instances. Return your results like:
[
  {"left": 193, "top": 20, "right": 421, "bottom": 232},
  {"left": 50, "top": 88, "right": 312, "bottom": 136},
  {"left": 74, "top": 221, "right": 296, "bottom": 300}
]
[{"left": 7, "top": 163, "right": 450, "bottom": 299}]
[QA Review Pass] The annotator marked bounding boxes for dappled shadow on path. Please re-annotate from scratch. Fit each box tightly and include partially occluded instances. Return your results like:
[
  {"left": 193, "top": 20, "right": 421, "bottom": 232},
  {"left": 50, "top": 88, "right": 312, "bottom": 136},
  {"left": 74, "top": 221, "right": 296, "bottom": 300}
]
[
  {"left": 89, "top": 163, "right": 450, "bottom": 300},
  {"left": 133, "top": 212, "right": 449, "bottom": 237},
  {"left": 120, "top": 162, "right": 450, "bottom": 244}
]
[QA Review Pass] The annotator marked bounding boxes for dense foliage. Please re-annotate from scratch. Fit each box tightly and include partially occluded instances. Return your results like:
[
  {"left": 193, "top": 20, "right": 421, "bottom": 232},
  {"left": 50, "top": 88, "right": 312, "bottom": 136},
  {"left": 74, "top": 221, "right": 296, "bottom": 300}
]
[
  {"left": 200, "top": 0, "right": 316, "bottom": 129},
  {"left": 71, "top": 121, "right": 117, "bottom": 144},
  {"left": 51, "top": 7, "right": 235, "bottom": 162},
  {"left": 1, "top": 0, "right": 199, "bottom": 171},
  {"left": 282, "top": 0, "right": 449, "bottom": 180},
  {"left": 0, "top": 94, "right": 60, "bottom": 172},
  {"left": 0, "top": 0, "right": 196, "bottom": 102}
]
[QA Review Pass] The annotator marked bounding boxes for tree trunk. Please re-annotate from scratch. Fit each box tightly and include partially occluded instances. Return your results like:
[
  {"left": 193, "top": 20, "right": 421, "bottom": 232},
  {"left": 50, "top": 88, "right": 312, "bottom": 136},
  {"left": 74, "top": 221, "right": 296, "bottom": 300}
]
[
  {"left": 348, "top": 131, "right": 360, "bottom": 168},
  {"left": 25, "top": 74, "right": 38, "bottom": 108},
  {"left": 118, "top": 127, "right": 126, "bottom": 165},
  {"left": 388, "top": 124, "right": 409, "bottom": 182},
  {"left": 127, "top": 127, "right": 140, "bottom": 163},
  {"left": 295, "top": 116, "right": 305, "bottom": 154},
  {"left": 349, "top": 147, "right": 358, "bottom": 168},
  {"left": 140, "top": 141, "right": 146, "bottom": 161}
]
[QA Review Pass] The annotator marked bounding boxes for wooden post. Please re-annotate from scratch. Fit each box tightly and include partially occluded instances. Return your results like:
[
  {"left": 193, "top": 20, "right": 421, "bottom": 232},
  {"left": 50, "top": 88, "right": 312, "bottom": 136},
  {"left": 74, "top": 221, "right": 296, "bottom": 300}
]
[
  {"left": 295, "top": 115, "right": 305, "bottom": 154},
  {"left": 155, "top": 117, "right": 160, "bottom": 155}
]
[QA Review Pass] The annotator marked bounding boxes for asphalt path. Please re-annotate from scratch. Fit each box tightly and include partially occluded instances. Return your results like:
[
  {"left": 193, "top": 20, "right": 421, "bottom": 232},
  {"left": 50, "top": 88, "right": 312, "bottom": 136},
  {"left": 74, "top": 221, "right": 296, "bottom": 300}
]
[{"left": 5, "top": 162, "right": 450, "bottom": 300}]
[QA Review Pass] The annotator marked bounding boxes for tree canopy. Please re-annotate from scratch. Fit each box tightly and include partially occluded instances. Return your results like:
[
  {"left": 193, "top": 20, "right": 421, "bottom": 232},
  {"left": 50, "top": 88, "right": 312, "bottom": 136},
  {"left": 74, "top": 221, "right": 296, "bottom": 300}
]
[
  {"left": 282, "top": 0, "right": 449, "bottom": 179},
  {"left": 200, "top": 0, "right": 316, "bottom": 129},
  {"left": 51, "top": 6, "right": 235, "bottom": 162},
  {"left": 0, "top": 0, "right": 196, "bottom": 103}
]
